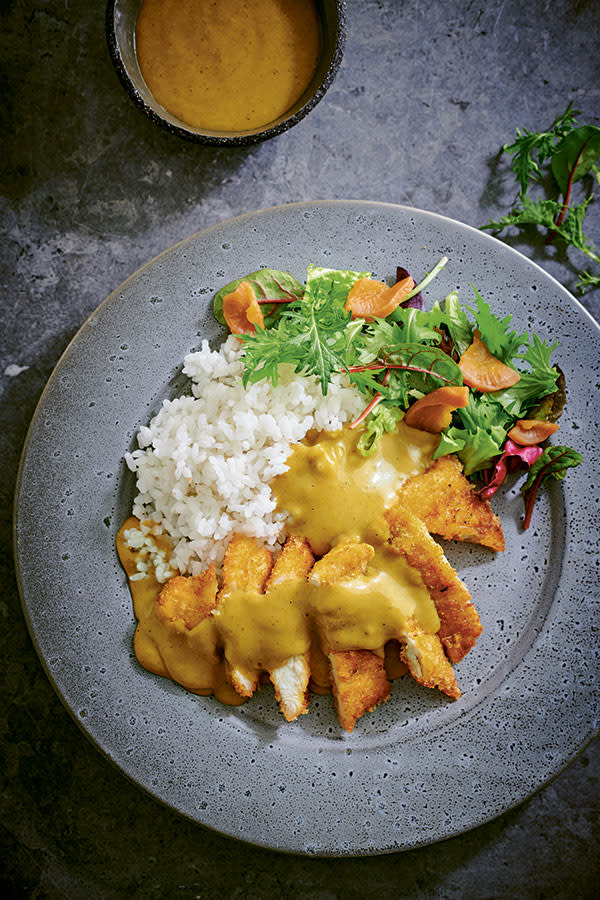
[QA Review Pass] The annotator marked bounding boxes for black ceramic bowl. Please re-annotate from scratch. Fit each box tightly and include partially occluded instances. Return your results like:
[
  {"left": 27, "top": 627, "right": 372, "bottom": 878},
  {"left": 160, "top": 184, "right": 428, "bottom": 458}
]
[{"left": 106, "top": 0, "right": 346, "bottom": 146}]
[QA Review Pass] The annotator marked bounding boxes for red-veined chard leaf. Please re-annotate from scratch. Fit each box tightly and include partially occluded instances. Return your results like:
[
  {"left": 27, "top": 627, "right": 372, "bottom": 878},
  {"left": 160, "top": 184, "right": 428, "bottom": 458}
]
[
  {"left": 551, "top": 125, "right": 600, "bottom": 196},
  {"left": 521, "top": 445, "right": 583, "bottom": 528},
  {"left": 213, "top": 269, "right": 304, "bottom": 326}
]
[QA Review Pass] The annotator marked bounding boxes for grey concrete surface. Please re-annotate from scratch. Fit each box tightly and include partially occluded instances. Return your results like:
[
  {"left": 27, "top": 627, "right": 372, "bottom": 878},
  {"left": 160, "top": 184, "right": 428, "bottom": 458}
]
[{"left": 1, "top": 1, "right": 598, "bottom": 897}]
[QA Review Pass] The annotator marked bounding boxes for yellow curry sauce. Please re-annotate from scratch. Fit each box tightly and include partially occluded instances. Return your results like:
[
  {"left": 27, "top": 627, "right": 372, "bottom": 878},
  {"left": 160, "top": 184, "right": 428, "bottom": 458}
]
[
  {"left": 117, "top": 517, "right": 243, "bottom": 704},
  {"left": 272, "top": 424, "right": 439, "bottom": 556},
  {"left": 117, "top": 424, "right": 440, "bottom": 702},
  {"left": 135, "top": 0, "right": 322, "bottom": 132}
]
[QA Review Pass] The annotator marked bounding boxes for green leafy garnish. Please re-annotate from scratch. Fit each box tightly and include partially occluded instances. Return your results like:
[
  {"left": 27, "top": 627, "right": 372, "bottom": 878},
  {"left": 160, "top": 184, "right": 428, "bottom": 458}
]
[
  {"left": 467, "top": 288, "right": 527, "bottom": 363},
  {"left": 379, "top": 343, "right": 462, "bottom": 396},
  {"left": 551, "top": 125, "right": 600, "bottom": 195},
  {"left": 502, "top": 102, "right": 580, "bottom": 195},
  {"left": 577, "top": 268, "right": 600, "bottom": 292},
  {"left": 522, "top": 445, "right": 583, "bottom": 529},
  {"left": 435, "top": 393, "right": 512, "bottom": 475},
  {"left": 386, "top": 306, "right": 442, "bottom": 343},
  {"left": 482, "top": 104, "right": 600, "bottom": 293},
  {"left": 429, "top": 291, "right": 473, "bottom": 356},
  {"left": 213, "top": 268, "right": 304, "bottom": 325},
  {"left": 356, "top": 405, "right": 404, "bottom": 456},
  {"left": 305, "top": 264, "right": 369, "bottom": 307},
  {"left": 402, "top": 255, "right": 449, "bottom": 301},
  {"left": 241, "top": 291, "right": 356, "bottom": 394},
  {"left": 215, "top": 256, "right": 581, "bottom": 528},
  {"left": 491, "top": 333, "right": 560, "bottom": 418}
]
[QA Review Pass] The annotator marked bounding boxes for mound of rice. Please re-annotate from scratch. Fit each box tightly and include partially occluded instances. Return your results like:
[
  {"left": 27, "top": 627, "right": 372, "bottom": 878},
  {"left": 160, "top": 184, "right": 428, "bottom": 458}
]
[{"left": 125, "top": 335, "right": 364, "bottom": 575}]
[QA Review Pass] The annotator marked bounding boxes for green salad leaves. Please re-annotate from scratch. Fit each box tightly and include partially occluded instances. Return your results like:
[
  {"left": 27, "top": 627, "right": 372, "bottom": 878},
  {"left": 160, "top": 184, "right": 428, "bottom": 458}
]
[
  {"left": 239, "top": 265, "right": 368, "bottom": 393},
  {"left": 213, "top": 260, "right": 582, "bottom": 526},
  {"left": 213, "top": 268, "right": 305, "bottom": 327},
  {"left": 483, "top": 103, "right": 600, "bottom": 292},
  {"left": 522, "top": 445, "right": 583, "bottom": 529}
]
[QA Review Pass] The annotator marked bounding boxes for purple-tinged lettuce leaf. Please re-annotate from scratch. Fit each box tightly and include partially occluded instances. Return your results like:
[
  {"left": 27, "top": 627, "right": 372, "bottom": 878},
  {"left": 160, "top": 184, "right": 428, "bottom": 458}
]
[
  {"left": 396, "top": 266, "right": 424, "bottom": 309},
  {"left": 478, "top": 438, "right": 543, "bottom": 501}
]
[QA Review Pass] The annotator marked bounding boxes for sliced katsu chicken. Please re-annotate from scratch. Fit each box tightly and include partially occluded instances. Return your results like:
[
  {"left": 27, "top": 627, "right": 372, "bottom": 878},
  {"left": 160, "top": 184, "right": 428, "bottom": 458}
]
[
  {"left": 264, "top": 536, "right": 314, "bottom": 721},
  {"left": 328, "top": 649, "right": 392, "bottom": 731},
  {"left": 386, "top": 501, "right": 482, "bottom": 663},
  {"left": 266, "top": 536, "right": 314, "bottom": 589},
  {"left": 217, "top": 534, "right": 273, "bottom": 698},
  {"left": 219, "top": 533, "right": 273, "bottom": 598},
  {"left": 395, "top": 455, "right": 505, "bottom": 552},
  {"left": 310, "top": 540, "right": 375, "bottom": 582},
  {"left": 310, "top": 541, "right": 392, "bottom": 732},
  {"left": 401, "top": 619, "right": 461, "bottom": 699},
  {"left": 155, "top": 566, "right": 218, "bottom": 629}
]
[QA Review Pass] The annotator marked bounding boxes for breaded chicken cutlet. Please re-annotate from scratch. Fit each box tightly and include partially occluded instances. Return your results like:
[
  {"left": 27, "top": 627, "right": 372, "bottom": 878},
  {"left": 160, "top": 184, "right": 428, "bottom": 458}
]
[
  {"left": 217, "top": 533, "right": 272, "bottom": 699},
  {"left": 152, "top": 532, "right": 466, "bottom": 730},
  {"left": 311, "top": 538, "right": 460, "bottom": 717},
  {"left": 385, "top": 503, "right": 482, "bottom": 663},
  {"left": 395, "top": 455, "right": 505, "bottom": 552},
  {"left": 264, "top": 535, "right": 314, "bottom": 721},
  {"left": 310, "top": 541, "right": 391, "bottom": 731},
  {"left": 155, "top": 566, "right": 218, "bottom": 630},
  {"left": 148, "top": 453, "right": 505, "bottom": 731}
]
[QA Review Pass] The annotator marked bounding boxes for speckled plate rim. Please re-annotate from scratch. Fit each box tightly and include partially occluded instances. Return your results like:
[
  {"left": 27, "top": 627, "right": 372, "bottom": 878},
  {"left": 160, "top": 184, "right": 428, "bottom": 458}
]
[{"left": 13, "top": 201, "right": 600, "bottom": 856}]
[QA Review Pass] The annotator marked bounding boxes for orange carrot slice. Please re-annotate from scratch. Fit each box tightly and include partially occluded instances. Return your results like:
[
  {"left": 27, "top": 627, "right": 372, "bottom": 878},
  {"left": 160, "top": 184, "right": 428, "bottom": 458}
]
[
  {"left": 507, "top": 419, "right": 559, "bottom": 446},
  {"left": 222, "top": 281, "right": 264, "bottom": 335},
  {"left": 403, "top": 385, "right": 470, "bottom": 433},
  {"left": 345, "top": 275, "right": 415, "bottom": 321},
  {"left": 458, "top": 330, "right": 520, "bottom": 392}
]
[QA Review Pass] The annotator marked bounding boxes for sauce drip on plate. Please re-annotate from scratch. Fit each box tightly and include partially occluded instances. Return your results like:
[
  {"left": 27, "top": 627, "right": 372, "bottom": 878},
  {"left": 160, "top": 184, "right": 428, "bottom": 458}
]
[{"left": 135, "top": 0, "right": 322, "bottom": 132}]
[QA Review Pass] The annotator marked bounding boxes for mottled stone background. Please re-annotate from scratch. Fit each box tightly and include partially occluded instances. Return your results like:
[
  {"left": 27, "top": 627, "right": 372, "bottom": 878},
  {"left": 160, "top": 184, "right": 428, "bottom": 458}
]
[{"left": 1, "top": 1, "right": 598, "bottom": 897}]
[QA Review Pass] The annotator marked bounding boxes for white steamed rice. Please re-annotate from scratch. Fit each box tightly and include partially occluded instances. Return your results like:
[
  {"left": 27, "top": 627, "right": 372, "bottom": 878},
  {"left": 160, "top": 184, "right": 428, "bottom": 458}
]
[{"left": 125, "top": 335, "right": 364, "bottom": 575}]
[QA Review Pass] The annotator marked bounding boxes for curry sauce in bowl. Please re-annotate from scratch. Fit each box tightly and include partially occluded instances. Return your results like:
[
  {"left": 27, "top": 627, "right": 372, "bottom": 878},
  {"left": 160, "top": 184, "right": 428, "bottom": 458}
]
[{"left": 106, "top": 0, "right": 346, "bottom": 145}]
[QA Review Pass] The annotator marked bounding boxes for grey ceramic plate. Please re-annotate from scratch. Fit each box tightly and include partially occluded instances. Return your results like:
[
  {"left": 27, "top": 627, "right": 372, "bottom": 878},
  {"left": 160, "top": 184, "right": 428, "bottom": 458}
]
[{"left": 14, "top": 201, "right": 600, "bottom": 856}]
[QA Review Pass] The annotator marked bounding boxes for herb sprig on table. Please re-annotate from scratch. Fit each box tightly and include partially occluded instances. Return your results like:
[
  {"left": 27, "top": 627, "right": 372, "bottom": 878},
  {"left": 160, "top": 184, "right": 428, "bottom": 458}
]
[
  {"left": 482, "top": 103, "right": 600, "bottom": 292},
  {"left": 213, "top": 261, "right": 582, "bottom": 526}
]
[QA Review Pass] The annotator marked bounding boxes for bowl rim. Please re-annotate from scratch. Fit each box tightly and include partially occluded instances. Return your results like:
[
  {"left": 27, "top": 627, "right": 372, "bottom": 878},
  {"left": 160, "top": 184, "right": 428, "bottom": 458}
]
[{"left": 105, "top": 0, "right": 347, "bottom": 146}]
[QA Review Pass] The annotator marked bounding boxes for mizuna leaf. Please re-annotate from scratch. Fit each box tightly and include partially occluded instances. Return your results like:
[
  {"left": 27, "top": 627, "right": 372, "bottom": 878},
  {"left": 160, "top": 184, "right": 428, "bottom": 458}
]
[
  {"left": 483, "top": 195, "right": 562, "bottom": 232},
  {"left": 577, "top": 269, "right": 600, "bottom": 291},
  {"left": 482, "top": 106, "right": 600, "bottom": 292},
  {"left": 503, "top": 103, "right": 580, "bottom": 195},
  {"left": 467, "top": 288, "right": 527, "bottom": 363}
]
